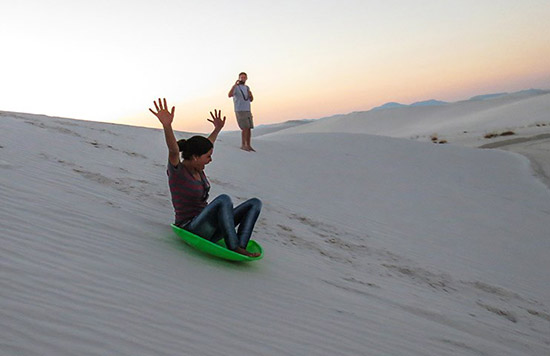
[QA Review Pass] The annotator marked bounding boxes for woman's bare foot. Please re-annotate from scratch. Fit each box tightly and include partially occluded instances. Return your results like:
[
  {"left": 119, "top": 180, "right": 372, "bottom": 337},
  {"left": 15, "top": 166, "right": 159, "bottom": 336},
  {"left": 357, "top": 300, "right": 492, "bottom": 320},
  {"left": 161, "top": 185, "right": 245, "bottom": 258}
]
[{"left": 234, "top": 247, "right": 260, "bottom": 257}]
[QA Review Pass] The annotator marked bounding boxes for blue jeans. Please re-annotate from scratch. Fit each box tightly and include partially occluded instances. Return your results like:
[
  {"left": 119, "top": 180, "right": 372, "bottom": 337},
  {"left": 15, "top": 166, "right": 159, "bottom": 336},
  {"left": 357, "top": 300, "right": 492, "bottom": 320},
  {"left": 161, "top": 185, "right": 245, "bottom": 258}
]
[{"left": 182, "top": 194, "right": 262, "bottom": 251}]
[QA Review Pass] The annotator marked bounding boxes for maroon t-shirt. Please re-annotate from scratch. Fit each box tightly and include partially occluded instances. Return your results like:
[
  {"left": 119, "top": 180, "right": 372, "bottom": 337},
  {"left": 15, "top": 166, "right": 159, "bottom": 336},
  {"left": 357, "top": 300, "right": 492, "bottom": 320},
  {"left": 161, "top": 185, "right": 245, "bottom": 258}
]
[{"left": 167, "top": 162, "right": 210, "bottom": 224}]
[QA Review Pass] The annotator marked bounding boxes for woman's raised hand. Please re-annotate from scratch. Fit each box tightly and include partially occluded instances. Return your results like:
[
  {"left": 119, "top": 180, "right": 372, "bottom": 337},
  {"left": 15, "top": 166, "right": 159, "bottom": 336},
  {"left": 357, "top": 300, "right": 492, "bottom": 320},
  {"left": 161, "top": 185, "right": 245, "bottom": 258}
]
[
  {"left": 149, "top": 98, "right": 175, "bottom": 127},
  {"left": 208, "top": 109, "right": 226, "bottom": 131}
]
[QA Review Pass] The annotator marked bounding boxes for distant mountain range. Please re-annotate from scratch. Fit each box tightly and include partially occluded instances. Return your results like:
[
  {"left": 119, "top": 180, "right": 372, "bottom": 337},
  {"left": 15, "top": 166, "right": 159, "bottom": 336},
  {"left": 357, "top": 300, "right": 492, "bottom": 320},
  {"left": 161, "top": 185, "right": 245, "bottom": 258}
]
[{"left": 370, "top": 89, "right": 549, "bottom": 112}]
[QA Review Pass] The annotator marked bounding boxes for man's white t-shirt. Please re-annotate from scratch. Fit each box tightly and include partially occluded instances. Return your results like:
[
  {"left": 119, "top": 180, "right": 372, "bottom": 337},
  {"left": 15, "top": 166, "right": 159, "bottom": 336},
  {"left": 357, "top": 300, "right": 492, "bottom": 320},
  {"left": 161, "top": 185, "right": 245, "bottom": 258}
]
[{"left": 233, "top": 84, "right": 251, "bottom": 112}]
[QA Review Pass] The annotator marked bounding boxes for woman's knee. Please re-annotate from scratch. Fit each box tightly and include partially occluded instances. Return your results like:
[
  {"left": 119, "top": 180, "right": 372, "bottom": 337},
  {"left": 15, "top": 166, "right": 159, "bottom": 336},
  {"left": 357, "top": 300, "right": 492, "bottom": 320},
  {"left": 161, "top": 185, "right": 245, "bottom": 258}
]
[
  {"left": 248, "top": 197, "right": 262, "bottom": 211},
  {"left": 213, "top": 194, "right": 232, "bottom": 205}
]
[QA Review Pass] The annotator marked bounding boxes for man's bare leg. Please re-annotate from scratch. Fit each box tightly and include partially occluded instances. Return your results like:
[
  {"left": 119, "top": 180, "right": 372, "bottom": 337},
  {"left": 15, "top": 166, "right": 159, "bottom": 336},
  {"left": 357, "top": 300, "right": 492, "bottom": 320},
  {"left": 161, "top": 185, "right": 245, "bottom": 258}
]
[
  {"left": 245, "top": 128, "right": 255, "bottom": 151},
  {"left": 240, "top": 130, "right": 249, "bottom": 151}
]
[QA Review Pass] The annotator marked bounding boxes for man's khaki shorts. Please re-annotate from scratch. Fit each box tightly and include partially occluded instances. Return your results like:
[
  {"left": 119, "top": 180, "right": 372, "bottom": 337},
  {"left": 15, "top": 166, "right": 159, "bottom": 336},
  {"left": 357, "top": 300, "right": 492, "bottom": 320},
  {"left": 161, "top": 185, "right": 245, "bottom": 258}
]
[{"left": 235, "top": 111, "right": 254, "bottom": 130}]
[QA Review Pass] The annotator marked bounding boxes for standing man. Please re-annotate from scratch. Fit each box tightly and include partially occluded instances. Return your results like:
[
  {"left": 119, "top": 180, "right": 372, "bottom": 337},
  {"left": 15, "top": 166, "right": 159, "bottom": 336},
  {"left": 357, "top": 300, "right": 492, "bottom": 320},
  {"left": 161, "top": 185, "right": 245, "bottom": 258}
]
[{"left": 228, "top": 72, "right": 255, "bottom": 152}]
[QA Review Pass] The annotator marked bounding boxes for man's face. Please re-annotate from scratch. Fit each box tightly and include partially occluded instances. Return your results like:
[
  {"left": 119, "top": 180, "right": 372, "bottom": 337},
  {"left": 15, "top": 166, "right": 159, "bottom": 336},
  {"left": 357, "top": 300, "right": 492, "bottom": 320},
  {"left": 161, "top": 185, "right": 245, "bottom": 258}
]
[{"left": 239, "top": 74, "right": 247, "bottom": 83}]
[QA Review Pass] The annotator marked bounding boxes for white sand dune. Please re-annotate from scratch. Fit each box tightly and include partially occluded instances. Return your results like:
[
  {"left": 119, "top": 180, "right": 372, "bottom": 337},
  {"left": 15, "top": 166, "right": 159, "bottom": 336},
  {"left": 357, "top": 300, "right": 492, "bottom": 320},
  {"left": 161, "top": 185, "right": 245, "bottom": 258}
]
[
  {"left": 480, "top": 134, "right": 550, "bottom": 189},
  {"left": 262, "top": 91, "right": 550, "bottom": 146},
  {"left": 2, "top": 100, "right": 550, "bottom": 355}
]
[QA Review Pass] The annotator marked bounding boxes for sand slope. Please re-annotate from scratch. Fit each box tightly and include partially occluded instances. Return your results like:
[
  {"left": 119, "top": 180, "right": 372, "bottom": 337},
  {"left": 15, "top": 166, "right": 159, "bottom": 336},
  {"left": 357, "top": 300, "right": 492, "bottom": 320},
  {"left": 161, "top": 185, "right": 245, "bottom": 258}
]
[{"left": 2, "top": 109, "right": 550, "bottom": 355}]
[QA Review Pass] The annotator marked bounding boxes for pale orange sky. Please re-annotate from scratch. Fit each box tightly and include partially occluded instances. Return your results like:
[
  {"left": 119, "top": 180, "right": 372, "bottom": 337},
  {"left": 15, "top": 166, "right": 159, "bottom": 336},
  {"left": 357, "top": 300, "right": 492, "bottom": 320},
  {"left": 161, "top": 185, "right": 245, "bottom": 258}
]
[{"left": 1, "top": 0, "right": 549, "bottom": 133}]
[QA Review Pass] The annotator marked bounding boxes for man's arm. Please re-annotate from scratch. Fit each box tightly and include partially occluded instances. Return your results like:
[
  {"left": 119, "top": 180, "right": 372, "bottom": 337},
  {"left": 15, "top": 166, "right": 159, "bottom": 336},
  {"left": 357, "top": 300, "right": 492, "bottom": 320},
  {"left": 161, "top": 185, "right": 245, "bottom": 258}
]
[
  {"left": 149, "top": 98, "right": 180, "bottom": 167},
  {"left": 228, "top": 80, "right": 239, "bottom": 98},
  {"left": 248, "top": 86, "right": 254, "bottom": 102},
  {"left": 206, "top": 109, "right": 226, "bottom": 144}
]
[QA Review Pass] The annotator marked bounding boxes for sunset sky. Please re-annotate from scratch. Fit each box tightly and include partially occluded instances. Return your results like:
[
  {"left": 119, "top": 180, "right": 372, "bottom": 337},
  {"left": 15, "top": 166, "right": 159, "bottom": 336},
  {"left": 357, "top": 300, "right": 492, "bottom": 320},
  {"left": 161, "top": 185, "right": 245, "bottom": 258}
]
[{"left": 1, "top": 0, "right": 549, "bottom": 132}]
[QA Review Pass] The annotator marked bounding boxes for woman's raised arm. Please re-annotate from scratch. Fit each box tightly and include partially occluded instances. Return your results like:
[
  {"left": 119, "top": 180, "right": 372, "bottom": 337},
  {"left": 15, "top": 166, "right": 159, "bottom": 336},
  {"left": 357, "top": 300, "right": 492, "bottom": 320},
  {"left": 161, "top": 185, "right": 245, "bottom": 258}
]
[
  {"left": 207, "top": 109, "right": 226, "bottom": 144},
  {"left": 149, "top": 98, "right": 179, "bottom": 167}
]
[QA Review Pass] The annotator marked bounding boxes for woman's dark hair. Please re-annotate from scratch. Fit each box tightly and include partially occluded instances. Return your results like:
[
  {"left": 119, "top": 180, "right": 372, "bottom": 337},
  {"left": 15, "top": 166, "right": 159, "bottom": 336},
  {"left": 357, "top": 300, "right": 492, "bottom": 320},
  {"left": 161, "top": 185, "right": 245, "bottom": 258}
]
[{"left": 177, "top": 136, "right": 213, "bottom": 160}]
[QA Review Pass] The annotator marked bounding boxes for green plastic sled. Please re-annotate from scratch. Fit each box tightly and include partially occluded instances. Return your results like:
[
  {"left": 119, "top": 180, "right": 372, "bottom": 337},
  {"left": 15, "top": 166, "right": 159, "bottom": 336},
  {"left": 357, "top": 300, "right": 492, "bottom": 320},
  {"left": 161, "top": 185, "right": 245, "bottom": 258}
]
[{"left": 171, "top": 224, "right": 263, "bottom": 262}]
